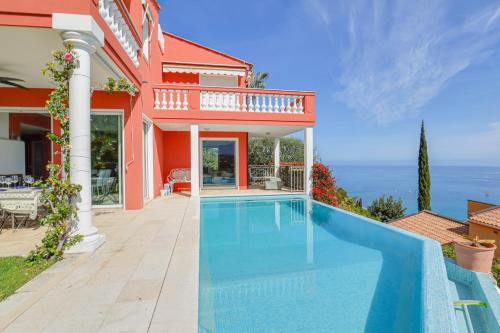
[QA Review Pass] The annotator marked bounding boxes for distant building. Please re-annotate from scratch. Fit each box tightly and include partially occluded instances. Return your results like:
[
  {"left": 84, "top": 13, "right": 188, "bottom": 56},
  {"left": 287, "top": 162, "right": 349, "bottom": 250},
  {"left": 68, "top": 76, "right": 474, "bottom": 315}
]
[
  {"left": 389, "top": 210, "right": 468, "bottom": 245},
  {"left": 467, "top": 200, "right": 500, "bottom": 258}
]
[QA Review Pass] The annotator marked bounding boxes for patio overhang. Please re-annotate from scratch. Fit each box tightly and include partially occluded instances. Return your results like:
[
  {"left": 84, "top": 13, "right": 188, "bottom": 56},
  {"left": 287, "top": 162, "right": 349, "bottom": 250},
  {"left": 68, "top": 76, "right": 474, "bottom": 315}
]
[
  {"left": 0, "top": 25, "right": 127, "bottom": 90},
  {"left": 155, "top": 122, "right": 305, "bottom": 137}
]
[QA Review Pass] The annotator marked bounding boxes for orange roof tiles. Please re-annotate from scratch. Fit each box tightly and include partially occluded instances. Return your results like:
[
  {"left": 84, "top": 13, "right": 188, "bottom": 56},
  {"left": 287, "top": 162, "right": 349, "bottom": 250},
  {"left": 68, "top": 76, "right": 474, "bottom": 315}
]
[
  {"left": 389, "top": 211, "right": 468, "bottom": 245},
  {"left": 469, "top": 206, "right": 500, "bottom": 230}
]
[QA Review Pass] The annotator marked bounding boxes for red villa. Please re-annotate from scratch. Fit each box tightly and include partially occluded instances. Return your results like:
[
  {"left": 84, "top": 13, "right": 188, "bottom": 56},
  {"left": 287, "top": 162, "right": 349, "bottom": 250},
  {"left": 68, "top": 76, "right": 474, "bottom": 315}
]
[{"left": 0, "top": 1, "right": 315, "bottom": 251}]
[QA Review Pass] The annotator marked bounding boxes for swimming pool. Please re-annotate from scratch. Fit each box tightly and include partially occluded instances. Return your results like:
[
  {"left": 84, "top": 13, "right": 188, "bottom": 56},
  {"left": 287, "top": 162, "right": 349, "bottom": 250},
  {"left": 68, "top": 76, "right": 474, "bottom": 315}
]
[{"left": 198, "top": 195, "right": 455, "bottom": 332}]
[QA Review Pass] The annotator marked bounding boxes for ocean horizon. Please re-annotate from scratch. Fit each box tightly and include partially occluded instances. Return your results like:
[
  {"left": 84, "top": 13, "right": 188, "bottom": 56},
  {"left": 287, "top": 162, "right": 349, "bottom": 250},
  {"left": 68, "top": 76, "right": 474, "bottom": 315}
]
[{"left": 328, "top": 164, "right": 500, "bottom": 221}]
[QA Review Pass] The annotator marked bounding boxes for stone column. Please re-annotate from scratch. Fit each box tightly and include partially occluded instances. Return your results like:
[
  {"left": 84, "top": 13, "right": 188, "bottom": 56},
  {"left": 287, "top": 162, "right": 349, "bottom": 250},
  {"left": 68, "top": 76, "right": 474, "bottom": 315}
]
[
  {"left": 304, "top": 127, "right": 314, "bottom": 196},
  {"left": 63, "top": 31, "right": 105, "bottom": 253},
  {"left": 190, "top": 124, "right": 200, "bottom": 196},
  {"left": 273, "top": 137, "right": 280, "bottom": 178}
]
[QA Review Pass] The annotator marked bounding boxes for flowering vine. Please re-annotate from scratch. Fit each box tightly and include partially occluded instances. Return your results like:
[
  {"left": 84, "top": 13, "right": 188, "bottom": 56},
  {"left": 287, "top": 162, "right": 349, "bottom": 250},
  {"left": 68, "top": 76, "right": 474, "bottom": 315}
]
[
  {"left": 27, "top": 44, "right": 82, "bottom": 263},
  {"left": 311, "top": 162, "right": 338, "bottom": 207}
]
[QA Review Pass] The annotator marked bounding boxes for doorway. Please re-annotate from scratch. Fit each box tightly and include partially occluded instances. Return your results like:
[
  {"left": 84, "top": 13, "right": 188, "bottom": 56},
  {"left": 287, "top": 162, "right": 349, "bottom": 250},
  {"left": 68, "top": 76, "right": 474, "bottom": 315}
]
[
  {"left": 142, "top": 119, "right": 153, "bottom": 201},
  {"left": 201, "top": 139, "right": 238, "bottom": 188}
]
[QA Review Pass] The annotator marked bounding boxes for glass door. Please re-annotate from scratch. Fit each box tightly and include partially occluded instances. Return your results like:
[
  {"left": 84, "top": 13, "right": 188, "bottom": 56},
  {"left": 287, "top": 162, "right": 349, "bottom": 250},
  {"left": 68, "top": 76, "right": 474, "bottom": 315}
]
[
  {"left": 90, "top": 114, "right": 122, "bottom": 206},
  {"left": 202, "top": 140, "right": 237, "bottom": 187}
]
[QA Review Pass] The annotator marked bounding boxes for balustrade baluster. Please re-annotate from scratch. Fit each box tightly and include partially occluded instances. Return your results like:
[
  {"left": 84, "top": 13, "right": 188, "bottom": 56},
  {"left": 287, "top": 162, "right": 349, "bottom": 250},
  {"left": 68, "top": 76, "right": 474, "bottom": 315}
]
[
  {"left": 161, "top": 90, "right": 168, "bottom": 109},
  {"left": 286, "top": 96, "right": 292, "bottom": 113},
  {"left": 223, "top": 92, "right": 229, "bottom": 111},
  {"left": 267, "top": 95, "right": 274, "bottom": 112},
  {"left": 261, "top": 94, "right": 267, "bottom": 112},
  {"left": 273, "top": 95, "right": 279, "bottom": 112},
  {"left": 242, "top": 93, "right": 247, "bottom": 112},
  {"left": 154, "top": 89, "right": 160, "bottom": 109},
  {"left": 248, "top": 94, "right": 254, "bottom": 112},
  {"left": 292, "top": 96, "right": 298, "bottom": 113},
  {"left": 215, "top": 92, "right": 221, "bottom": 110},
  {"left": 298, "top": 96, "right": 304, "bottom": 113},
  {"left": 255, "top": 94, "right": 261, "bottom": 112},
  {"left": 235, "top": 93, "right": 241, "bottom": 111},
  {"left": 183, "top": 90, "right": 188, "bottom": 110},
  {"left": 168, "top": 90, "right": 174, "bottom": 109},
  {"left": 200, "top": 91, "right": 207, "bottom": 110},
  {"left": 175, "top": 90, "right": 181, "bottom": 110},
  {"left": 280, "top": 95, "right": 285, "bottom": 113}
]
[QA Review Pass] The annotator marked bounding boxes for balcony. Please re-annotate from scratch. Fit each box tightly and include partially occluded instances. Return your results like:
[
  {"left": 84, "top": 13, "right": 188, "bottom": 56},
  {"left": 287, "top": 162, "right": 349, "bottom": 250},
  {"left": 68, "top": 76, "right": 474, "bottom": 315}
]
[
  {"left": 97, "top": 0, "right": 141, "bottom": 66},
  {"left": 152, "top": 85, "right": 315, "bottom": 125}
]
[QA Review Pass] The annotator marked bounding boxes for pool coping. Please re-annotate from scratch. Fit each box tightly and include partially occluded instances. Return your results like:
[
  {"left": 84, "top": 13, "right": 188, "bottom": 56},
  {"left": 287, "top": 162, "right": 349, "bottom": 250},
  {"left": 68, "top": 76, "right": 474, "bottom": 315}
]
[
  {"left": 445, "top": 259, "right": 500, "bottom": 332},
  {"left": 200, "top": 195, "right": 458, "bottom": 332}
]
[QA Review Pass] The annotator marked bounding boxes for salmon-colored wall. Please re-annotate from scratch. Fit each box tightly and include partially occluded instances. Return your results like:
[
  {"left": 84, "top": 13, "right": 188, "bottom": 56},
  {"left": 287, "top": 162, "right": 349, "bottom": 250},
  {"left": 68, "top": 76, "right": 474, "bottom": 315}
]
[
  {"left": 153, "top": 125, "right": 165, "bottom": 197},
  {"left": 162, "top": 72, "right": 199, "bottom": 85},
  {"left": 8, "top": 114, "right": 51, "bottom": 138},
  {"left": 468, "top": 223, "right": 500, "bottom": 258},
  {"left": 162, "top": 131, "right": 248, "bottom": 191}
]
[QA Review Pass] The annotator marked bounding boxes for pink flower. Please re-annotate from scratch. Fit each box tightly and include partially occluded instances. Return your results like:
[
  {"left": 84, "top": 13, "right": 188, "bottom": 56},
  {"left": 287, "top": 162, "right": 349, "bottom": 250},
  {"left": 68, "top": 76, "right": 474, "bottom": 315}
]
[{"left": 64, "top": 52, "right": 72, "bottom": 61}]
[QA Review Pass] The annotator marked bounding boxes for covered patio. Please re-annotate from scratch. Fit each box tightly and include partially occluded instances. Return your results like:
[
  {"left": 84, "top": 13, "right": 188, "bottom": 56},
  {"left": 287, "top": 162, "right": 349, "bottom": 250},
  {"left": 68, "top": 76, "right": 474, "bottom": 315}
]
[{"left": 156, "top": 122, "right": 314, "bottom": 197}]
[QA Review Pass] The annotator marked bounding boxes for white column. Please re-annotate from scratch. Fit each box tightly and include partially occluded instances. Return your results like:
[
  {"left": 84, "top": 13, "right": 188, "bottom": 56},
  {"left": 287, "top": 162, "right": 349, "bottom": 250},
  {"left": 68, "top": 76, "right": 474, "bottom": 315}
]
[
  {"left": 304, "top": 127, "right": 314, "bottom": 196},
  {"left": 190, "top": 124, "right": 200, "bottom": 196},
  {"left": 273, "top": 137, "right": 280, "bottom": 178},
  {"left": 63, "top": 31, "right": 105, "bottom": 253}
]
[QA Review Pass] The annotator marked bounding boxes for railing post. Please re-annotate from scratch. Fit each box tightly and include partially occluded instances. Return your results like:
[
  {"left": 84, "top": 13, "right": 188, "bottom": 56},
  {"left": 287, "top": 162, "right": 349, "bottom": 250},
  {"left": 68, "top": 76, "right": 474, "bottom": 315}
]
[{"left": 190, "top": 89, "right": 200, "bottom": 112}]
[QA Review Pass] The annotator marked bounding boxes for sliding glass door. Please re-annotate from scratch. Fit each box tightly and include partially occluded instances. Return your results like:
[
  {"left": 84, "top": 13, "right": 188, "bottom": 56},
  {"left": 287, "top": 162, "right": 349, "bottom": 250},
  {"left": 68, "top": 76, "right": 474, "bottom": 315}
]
[
  {"left": 91, "top": 114, "right": 122, "bottom": 206},
  {"left": 202, "top": 140, "right": 237, "bottom": 187}
]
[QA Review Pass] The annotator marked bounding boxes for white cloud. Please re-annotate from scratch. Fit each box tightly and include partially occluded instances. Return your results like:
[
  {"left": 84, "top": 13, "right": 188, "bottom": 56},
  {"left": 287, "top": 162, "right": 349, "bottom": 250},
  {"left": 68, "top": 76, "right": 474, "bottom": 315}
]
[{"left": 307, "top": 0, "right": 500, "bottom": 124}]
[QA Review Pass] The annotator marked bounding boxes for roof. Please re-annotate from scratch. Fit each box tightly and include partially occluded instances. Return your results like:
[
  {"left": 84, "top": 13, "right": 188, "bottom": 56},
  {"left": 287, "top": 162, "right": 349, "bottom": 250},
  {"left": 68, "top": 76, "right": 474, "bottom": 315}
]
[
  {"left": 162, "top": 33, "right": 252, "bottom": 69},
  {"left": 389, "top": 211, "right": 468, "bottom": 245},
  {"left": 469, "top": 206, "right": 500, "bottom": 230}
]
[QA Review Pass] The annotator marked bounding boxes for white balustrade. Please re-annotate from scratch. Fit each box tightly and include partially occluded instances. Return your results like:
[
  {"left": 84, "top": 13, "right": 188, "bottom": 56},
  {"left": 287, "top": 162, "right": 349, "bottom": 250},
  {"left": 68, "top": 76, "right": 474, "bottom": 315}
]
[
  {"left": 153, "top": 89, "right": 306, "bottom": 114},
  {"left": 99, "top": 0, "right": 140, "bottom": 66},
  {"left": 198, "top": 91, "right": 306, "bottom": 113},
  {"left": 153, "top": 89, "right": 189, "bottom": 111}
]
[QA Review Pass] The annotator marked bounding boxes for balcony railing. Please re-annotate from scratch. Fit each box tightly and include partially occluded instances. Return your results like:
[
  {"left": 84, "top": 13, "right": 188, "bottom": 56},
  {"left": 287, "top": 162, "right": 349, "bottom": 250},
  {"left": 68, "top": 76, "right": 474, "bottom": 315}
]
[
  {"left": 98, "top": 0, "right": 140, "bottom": 66},
  {"left": 153, "top": 86, "right": 313, "bottom": 115}
]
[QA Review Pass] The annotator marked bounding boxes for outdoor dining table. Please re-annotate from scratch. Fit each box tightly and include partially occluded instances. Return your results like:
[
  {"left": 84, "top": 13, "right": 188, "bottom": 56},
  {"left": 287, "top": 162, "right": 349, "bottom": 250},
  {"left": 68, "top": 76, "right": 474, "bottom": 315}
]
[{"left": 0, "top": 187, "right": 42, "bottom": 232}]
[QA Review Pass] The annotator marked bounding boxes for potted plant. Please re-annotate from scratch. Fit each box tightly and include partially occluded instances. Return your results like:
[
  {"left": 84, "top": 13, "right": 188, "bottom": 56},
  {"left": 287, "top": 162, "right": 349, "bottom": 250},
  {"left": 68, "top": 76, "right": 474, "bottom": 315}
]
[{"left": 454, "top": 236, "right": 496, "bottom": 273}]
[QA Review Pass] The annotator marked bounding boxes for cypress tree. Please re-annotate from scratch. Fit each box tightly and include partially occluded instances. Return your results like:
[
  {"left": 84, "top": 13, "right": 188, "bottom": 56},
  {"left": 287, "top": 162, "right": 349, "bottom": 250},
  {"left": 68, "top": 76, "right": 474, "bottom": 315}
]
[{"left": 418, "top": 121, "right": 431, "bottom": 211}]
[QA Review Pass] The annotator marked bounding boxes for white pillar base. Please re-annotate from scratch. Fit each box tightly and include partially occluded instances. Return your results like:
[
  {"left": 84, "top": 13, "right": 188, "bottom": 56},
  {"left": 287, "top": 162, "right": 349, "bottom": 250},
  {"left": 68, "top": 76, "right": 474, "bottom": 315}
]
[{"left": 66, "top": 232, "right": 106, "bottom": 254}]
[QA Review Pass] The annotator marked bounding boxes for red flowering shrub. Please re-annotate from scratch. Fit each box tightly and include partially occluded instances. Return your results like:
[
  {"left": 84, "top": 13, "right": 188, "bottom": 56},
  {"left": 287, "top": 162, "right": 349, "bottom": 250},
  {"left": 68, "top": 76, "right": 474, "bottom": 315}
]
[{"left": 311, "top": 162, "right": 338, "bottom": 207}]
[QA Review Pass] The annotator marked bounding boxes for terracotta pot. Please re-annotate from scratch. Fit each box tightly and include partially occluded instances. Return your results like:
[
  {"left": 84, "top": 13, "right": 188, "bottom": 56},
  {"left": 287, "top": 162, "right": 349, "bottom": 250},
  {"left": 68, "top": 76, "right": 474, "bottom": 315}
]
[{"left": 454, "top": 241, "right": 496, "bottom": 273}]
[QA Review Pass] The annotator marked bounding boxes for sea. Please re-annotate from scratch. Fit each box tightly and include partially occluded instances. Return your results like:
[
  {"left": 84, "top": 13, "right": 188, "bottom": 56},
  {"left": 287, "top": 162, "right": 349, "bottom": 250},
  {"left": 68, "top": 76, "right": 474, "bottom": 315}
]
[{"left": 329, "top": 165, "right": 500, "bottom": 221}]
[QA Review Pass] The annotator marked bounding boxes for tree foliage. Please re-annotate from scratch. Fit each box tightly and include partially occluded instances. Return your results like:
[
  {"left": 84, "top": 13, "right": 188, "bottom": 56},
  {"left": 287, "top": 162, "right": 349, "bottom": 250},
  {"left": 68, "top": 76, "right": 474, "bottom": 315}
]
[
  {"left": 248, "top": 137, "right": 304, "bottom": 165},
  {"left": 418, "top": 121, "right": 431, "bottom": 211},
  {"left": 247, "top": 71, "right": 269, "bottom": 89},
  {"left": 367, "top": 195, "right": 406, "bottom": 223}
]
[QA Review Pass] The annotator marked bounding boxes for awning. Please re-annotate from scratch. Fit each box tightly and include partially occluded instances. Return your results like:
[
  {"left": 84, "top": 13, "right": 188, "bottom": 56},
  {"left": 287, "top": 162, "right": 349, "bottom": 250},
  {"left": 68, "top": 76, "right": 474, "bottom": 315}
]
[{"left": 162, "top": 64, "right": 246, "bottom": 77}]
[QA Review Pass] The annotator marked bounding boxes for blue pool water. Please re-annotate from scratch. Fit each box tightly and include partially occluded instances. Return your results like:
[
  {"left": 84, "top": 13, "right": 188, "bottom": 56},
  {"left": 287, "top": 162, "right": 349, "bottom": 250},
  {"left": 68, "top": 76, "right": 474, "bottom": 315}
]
[{"left": 199, "top": 196, "right": 440, "bottom": 333}]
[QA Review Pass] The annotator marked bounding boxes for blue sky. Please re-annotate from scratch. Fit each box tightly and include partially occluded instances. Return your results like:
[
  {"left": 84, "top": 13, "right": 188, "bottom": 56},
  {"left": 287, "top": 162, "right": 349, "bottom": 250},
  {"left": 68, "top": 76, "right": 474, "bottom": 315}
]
[{"left": 159, "top": 0, "right": 500, "bottom": 166}]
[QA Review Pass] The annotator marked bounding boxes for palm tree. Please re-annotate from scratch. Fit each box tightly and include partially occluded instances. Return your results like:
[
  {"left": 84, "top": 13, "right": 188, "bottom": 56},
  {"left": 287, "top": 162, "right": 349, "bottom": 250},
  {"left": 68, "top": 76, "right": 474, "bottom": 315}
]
[{"left": 247, "top": 71, "right": 269, "bottom": 88}]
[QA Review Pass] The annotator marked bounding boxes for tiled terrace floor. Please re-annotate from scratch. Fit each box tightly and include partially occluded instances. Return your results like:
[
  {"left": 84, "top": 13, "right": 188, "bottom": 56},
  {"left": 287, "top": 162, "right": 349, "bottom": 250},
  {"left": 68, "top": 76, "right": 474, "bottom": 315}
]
[{"left": 0, "top": 195, "right": 199, "bottom": 333}]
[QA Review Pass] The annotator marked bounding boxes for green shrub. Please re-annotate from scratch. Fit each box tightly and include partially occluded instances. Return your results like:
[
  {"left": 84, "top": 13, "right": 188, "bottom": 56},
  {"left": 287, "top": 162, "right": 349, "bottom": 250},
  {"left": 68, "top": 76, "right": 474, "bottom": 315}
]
[{"left": 367, "top": 195, "right": 406, "bottom": 223}]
